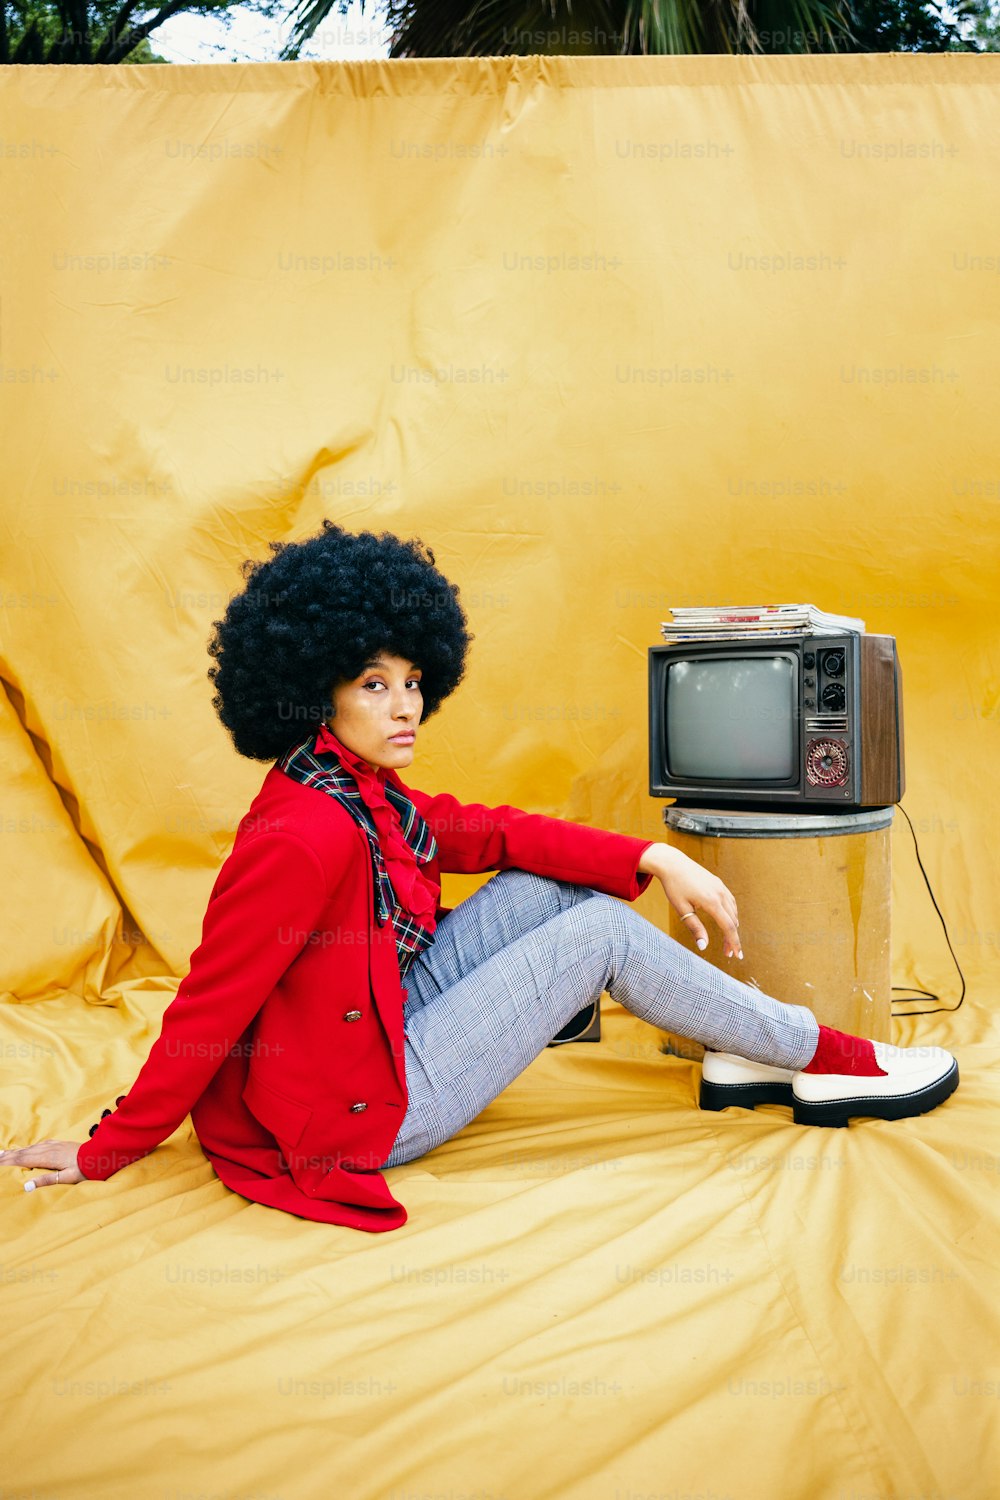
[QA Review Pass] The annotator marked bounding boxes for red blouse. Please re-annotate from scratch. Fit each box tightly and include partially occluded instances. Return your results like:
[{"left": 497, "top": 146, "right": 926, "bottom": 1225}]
[{"left": 314, "top": 723, "right": 439, "bottom": 936}]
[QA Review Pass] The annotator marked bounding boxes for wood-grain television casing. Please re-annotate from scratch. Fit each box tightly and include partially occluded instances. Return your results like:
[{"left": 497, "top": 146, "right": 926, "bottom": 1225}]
[{"left": 648, "top": 634, "right": 904, "bottom": 812}]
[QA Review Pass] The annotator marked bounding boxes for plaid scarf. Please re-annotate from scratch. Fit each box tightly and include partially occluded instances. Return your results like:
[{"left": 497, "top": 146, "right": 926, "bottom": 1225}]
[{"left": 275, "top": 731, "right": 438, "bottom": 980}]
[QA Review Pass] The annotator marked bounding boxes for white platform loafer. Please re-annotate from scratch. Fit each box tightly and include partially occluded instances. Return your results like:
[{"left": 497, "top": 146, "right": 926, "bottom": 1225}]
[
  {"left": 699, "top": 1051, "right": 796, "bottom": 1113},
  {"left": 790, "top": 1042, "right": 959, "bottom": 1128}
]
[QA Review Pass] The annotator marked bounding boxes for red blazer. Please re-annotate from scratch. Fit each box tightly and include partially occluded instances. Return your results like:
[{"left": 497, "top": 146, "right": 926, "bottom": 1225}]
[{"left": 76, "top": 766, "right": 655, "bottom": 1232}]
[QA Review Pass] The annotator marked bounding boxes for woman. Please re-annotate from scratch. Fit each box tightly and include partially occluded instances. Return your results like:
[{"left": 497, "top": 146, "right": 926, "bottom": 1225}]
[{"left": 2, "top": 522, "right": 959, "bottom": 1230}]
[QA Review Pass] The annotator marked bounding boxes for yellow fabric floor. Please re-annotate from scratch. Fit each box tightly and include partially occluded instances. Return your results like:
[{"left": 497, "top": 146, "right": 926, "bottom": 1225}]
[
  {"left": 2, "top": 49, "right": 999, "bottom": 1500},
  {"left": 3, "top": 981, "right": 998, "bottom": 1499}
]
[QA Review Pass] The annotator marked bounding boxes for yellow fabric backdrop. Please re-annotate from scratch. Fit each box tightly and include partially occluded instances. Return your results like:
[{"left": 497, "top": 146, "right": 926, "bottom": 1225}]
[{"left": 1, "top": 52, "right": 998, "bottom": 1500}]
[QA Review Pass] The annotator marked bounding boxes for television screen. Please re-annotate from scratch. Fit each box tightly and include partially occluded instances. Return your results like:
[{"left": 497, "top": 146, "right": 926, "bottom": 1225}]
[{"left": 666, "top": 656, "right": 797, "bottom": 781}]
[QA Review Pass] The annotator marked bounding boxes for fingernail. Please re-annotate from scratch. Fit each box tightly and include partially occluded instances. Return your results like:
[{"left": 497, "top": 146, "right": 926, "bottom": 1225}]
[
  {"left": 24, "top": 1181, "right": 36, "bottom": 1193},
  {"left": 697, "top": 937, "right": 708, "bottom": 950},
  {"left": 738, "top": 950, "right": 744, "bottom": 960}
]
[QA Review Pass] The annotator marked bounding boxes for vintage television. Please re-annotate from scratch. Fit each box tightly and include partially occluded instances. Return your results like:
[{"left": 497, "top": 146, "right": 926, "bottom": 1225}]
[{"left": 648, "top": 634, "right": 904, "bottom": 813}]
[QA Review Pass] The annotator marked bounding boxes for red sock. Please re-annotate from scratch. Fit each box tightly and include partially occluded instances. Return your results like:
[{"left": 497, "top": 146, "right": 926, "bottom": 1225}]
[{"left": 801, "top": 1024, "right": 888, "bottom": 1076}]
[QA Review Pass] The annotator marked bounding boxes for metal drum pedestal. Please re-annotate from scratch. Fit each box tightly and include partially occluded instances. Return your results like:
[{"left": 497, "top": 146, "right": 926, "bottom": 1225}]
[{"left": 660, "top": 805, "right": 894, "bottom": 1062}]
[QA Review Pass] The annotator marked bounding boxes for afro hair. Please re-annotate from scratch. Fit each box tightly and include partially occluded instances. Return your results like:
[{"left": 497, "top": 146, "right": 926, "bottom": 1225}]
[{"left": 207, "top": 520, "right": 472, "bottom": 761}]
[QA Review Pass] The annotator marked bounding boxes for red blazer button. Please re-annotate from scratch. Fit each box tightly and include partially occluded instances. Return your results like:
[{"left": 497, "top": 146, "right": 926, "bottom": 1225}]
[
  {"left": 343, "top": 1010, "right": 363, "bottom": 1022},
  {"left": 349, "top": 1101, "right": 368, "bottom": 1113}
]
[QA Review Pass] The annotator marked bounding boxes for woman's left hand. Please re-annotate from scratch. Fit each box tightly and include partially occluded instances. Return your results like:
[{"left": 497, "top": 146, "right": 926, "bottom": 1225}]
[
  {"left": 0, "top": 1140, "right": 86, "bottom": 1191},
  {"left": 638, "top": 843, "right": 743, "bottom": 960}
]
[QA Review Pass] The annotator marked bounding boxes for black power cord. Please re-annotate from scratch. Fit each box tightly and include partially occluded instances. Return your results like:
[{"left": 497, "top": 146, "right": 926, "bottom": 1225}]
[{"left": 890, "top": 801, "right": 966, "bottom": 1017}]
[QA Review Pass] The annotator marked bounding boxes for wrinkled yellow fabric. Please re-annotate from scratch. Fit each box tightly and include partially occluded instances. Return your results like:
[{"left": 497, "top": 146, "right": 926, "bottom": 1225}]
[{"left": 1, "top": 52, "right": 998, "bottom": 1500}]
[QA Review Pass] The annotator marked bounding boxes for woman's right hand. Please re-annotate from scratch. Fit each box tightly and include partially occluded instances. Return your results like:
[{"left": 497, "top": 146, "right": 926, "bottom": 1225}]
[
  {"left": 0, "top": 1139, "right": 86, "bottom": 1191},
  {"left": 639, "top": 841, "right": 742, "bottom": 959}
]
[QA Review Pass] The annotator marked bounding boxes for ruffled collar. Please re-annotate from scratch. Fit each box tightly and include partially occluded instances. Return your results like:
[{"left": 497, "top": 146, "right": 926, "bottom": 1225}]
[
  {"left": 314, "top": 723, "right": 438, "bottom": 927},
  {"left": 315, "top": 722, "right": 387, "bottom": 793}
]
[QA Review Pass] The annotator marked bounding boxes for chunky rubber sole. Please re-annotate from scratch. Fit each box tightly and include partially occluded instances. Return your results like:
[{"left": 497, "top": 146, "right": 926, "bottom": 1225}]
[
  {"left": 699, "top": 1079, "right": 795, "bottom": 1113},
  {"left": 789, "top": 1058, "right": 960, "bottom": 1128}
]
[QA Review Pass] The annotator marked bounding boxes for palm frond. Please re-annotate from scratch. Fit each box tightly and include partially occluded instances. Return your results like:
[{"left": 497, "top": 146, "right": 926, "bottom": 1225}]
[{"left": 275, "top": 0, "right": 931, "bottom": 62}]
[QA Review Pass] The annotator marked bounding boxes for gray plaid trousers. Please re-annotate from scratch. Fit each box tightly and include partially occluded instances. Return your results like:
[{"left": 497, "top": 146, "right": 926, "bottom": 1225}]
[{"left": 379, "top": 868, "right": 821, "bottom": 1169}]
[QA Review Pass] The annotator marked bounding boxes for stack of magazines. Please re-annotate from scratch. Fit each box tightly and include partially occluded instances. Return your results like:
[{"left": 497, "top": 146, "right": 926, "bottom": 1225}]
[{"left": 661, "top": 603, "right": 865, "bottom": 642}]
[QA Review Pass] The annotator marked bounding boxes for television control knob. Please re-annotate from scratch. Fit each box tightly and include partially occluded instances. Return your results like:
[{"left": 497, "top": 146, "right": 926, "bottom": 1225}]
[
  {"left": 821, "top": 682, "right": 846, "bottom": 711},
  {"left": 804, "top": 652, "right": 815, "bottom": 668},
  {"left": 804, "top": 676, "right": 815, "bottom": 686},
  {"left": 805, "top": 697, "right": 815, "bottom": 708},
  {"left": 822, "top": 649, "right": 846, "bottom": 676}
]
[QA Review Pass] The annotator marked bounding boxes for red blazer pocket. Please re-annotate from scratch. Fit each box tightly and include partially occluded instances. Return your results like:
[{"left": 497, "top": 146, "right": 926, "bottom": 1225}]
[{"left": 241, "top": 1068, "right": 313, "bottom": 1150}]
